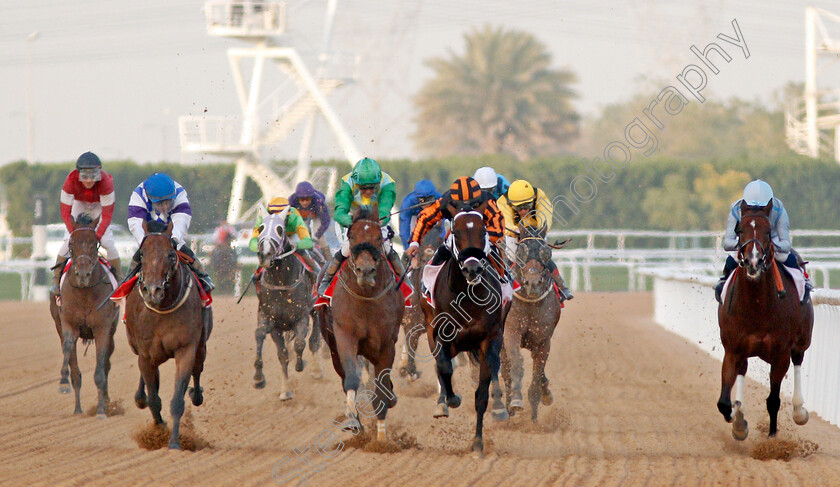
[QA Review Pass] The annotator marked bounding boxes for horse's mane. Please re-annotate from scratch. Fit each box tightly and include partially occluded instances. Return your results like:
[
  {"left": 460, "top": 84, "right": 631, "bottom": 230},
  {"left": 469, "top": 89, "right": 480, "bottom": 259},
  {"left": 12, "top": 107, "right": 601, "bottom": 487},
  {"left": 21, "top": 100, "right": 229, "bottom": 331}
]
[
  {"left": 75, "top": 214, "right": 94, "bottom": 226},
  {"left": 145, "top": 220, "right": 169, "bottom": 233},
  {"left": 352, "top": 206, "right": 378, "bottom": 223}
]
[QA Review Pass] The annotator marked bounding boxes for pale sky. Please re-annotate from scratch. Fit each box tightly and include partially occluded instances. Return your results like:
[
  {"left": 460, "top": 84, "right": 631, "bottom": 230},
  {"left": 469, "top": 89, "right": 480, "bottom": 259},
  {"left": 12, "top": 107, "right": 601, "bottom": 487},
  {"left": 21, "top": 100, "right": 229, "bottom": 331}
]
[{"left": 2, "top": 0, "right": 840, "bottom": 166}]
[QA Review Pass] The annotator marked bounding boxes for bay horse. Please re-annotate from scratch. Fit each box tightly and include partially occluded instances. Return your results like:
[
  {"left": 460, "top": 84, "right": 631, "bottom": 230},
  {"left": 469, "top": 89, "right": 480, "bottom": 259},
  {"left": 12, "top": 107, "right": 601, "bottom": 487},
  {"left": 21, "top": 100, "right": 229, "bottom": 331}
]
[
  {"left": 419, "top": 211, "right": 508, "bottom": 454},
  {"left": 49, "top": 214, "right": 119, "bottom": 417},
  {"left": 252, "top": 213, "right": 318, "bottom": 398},
  {"left": 124, "top": 220, "right": 209, "bottom": 450},
  {"left": 209, "top": 228, "right": 238, "bottom": 295},
  {"left": 501, "top": 226, "right": 561, "bottom": 422},
  {"left": 319, "top": 206, "right": 405, "bottom": 441},
  {"left": 717, "top": 201, "right": 814, "bottom": 440},
  {"left": 398, "top": 221, "right": 443, "bottom": 380}
]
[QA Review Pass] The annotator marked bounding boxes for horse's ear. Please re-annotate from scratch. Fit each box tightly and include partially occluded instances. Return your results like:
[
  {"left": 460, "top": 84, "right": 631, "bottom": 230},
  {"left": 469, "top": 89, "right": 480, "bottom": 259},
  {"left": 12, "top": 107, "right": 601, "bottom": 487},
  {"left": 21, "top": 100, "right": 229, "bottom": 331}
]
[
  {"left": 762, "top": 199, "right": 773, "bottom": 215},
  {"left": 142, "top": 220, "right": 150, "bottom": 235},
  {"left": 740, "top": 200, "right": 750, "bottom": 214},
  {"left": 371, "top": 202, "right": 380, "bottom": 221},
  {"left": 538, "top": 226, "right": 547, "bottom": 239},
  {"left": 166, "top": 221, "right": 173, "bottom": 236},
  {"left": 92, "top": 216, "right": 100, "bottom": 228}
]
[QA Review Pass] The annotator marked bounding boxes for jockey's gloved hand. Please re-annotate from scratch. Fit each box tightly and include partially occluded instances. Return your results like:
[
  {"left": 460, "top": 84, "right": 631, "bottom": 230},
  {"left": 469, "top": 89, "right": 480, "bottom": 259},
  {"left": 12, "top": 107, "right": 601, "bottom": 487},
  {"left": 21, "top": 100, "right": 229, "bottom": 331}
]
[{"left": 381, "top": 225, "right": 395, "bottom": 240}]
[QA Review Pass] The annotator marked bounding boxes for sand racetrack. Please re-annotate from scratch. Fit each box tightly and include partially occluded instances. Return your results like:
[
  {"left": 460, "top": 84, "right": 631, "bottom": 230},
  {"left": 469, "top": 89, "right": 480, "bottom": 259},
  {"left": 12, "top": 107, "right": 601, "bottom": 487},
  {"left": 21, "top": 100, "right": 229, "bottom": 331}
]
[{"left": 1, "top": 292, "right": 839, "bottom": 486}]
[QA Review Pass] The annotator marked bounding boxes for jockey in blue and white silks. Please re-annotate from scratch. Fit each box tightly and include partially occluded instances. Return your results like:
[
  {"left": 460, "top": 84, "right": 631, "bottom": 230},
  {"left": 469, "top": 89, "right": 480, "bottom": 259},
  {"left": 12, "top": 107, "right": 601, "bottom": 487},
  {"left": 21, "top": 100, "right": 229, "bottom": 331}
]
[{"left": 126, "top": 172, "right": 214, "bottom": 292}]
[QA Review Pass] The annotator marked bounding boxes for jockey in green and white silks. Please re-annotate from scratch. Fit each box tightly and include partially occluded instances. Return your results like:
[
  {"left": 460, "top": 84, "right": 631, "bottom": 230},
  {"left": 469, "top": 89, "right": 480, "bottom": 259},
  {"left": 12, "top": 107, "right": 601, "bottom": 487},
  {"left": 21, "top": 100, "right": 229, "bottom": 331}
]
[{"left": 318, "top": 157, "right": 405, "bottom": 295}]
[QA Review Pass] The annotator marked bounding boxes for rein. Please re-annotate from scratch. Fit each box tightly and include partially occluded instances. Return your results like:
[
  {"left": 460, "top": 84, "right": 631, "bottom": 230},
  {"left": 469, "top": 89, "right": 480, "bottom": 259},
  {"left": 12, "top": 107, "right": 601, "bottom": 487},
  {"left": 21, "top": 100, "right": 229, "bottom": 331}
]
[
  {"left": 143, "top": 267, "right": 193, "bottom": 314},
  {"left": 338, "top": 217, "right": 394, "bottom": 301},
  {"left": 138, "top": 232, "right": 192, "bottom": 314},
  {"left": 66, "top": 227, "right": 108, "bottom": 290}
]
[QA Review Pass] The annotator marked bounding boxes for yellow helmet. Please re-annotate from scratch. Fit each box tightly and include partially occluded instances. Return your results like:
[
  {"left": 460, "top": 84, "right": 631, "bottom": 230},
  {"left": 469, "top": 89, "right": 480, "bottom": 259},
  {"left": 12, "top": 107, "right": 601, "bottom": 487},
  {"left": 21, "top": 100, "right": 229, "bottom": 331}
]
[
  {"left": 267, "top": 196, "right": 290, "bottom": 214},
  {"left": 507, "top": 180, "right": 537, "bottom": 206}
]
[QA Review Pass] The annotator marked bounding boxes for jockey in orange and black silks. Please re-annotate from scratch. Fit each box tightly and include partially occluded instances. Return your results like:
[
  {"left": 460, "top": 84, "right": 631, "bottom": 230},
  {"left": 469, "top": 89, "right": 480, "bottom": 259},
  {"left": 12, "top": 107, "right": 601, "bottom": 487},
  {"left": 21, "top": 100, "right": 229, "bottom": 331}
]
[{"left": 714, "top": 179, "right": 813, "bottom": 303}]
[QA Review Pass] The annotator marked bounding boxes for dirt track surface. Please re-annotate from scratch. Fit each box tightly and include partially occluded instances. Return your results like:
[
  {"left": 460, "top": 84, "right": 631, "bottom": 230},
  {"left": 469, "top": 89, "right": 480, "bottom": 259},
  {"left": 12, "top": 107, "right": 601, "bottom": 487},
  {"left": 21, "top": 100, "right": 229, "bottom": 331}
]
[{"left": 2, "top": 292, "right": 839, "bottom": 486}]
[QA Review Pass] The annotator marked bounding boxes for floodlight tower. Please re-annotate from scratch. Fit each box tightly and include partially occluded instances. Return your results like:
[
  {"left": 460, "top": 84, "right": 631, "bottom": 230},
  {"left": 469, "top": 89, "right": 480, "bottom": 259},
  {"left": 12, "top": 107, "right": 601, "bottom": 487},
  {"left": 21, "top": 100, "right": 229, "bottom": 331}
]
[
  {"left": 179, "top": 1, "right": 361, "bottom": 224},
  {"left": 786, "top": 7, "right": 840, "bottom": 162}
]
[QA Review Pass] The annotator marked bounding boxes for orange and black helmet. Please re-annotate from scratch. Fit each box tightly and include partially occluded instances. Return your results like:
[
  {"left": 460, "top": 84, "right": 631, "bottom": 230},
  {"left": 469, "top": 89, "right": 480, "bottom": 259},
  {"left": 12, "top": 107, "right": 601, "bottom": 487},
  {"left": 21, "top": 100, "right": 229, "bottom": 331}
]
[{"left": 449, "top": 176, "right": 483, "bottom": 211}]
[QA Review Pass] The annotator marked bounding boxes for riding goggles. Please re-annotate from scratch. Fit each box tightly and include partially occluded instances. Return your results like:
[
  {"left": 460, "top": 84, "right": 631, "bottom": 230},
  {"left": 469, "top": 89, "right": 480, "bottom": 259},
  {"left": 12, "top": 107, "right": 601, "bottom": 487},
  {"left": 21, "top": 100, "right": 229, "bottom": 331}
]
[
  {"left": 79, "top": 167, "right": 102, "bottom": 182},
  {"left": 452, "top": 199, "right": 482, "bottom": 212},
  {"left": 511, "top": 201, "right": 534, "bottom": 212},
  {"left": 358, "top": 183, "right": 379, "bottom": 192},
  {"left": 417, "top": 195, "right": 435, "bottom": 205}
]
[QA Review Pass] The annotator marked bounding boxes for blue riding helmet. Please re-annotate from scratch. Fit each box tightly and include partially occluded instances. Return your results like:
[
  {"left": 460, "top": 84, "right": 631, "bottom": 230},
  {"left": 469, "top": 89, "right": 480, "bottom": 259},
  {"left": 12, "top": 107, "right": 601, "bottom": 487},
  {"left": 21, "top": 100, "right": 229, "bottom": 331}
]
[
  {"left": 145, "top": 173, "right": 177, "bottom": 202},
  {"left": 414, "top": 179, "right": 437, "bottom": 198}
]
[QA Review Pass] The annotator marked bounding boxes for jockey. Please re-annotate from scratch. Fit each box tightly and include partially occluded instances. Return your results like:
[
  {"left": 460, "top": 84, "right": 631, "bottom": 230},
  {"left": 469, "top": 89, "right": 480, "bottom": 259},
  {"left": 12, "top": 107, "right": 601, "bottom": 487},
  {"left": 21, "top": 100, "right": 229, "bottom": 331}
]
[
  {"left": 405, "top": 176, "right": 507, "bottom": 280},
  {"left": 715, "top": 179, "right": 813, "bottom": 303},
  {"left": 498, "top": 179, "right": 573, "bottom": 301},
  {"left": 398, "top": 179, "right": 442, "bottom": 247},
  {"left": 51, "top": 151, "right": 120, "bottom": 295},
  {"left": 473, "top": 166, "right": 511, "bottom": 201},
  {"left": 289, "top": 181, "right": 336, "bottom": 256},
  {"left": 249, "top": 196, "right": 321, "bottom": 276},
  {"left": 126, "top": 172, "right": 214, "bottom": 293},
  {"left": 318, "top": 157, "right": 405, "bottom": 295}
]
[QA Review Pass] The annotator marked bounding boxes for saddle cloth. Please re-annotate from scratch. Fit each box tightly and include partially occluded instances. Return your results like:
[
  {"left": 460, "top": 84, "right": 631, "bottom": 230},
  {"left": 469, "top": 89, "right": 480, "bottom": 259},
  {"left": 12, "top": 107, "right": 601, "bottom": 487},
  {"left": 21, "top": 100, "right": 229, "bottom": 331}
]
[
  {"left": 721, "top": 264, "right": 806, "bottom": 302},
  {"left": 421, "top": 261, "right": 515, "bottom": 309},
  {"left": 110, "top": 269, "right": 212, "bottom": 308},
  {"left": 314, "top": 260, "right": 412, "bottom": 308}
]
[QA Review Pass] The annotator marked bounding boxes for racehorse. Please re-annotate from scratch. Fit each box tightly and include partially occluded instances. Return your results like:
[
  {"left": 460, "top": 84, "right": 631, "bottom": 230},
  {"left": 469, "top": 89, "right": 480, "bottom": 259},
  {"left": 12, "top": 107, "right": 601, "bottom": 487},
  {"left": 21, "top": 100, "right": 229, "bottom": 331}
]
[
  {"left": 124, "top": 220, "right": 209, "bottom": 450},
  {"left": 419, "top": 211, "right": 508, "bottom": 454},
  {"left": 209, "top": 228, "right": 238, "bottom": 295},
  {"left": 49, "top": 214, "right": 119, "bottom": 417},
  {"left": 252, "top": 213, "right": 318, "bottom": 398},
  {"left": 717, "top": 201, "right": 814, "bottom": 440},
  {"left": 398, "top": 221, "right": 443, "bottom": 380},
  {"left": 501, "top": 226, "right": 561, "bottom": 422},
  {"left": 318, "top": 206, "right": 405, "bottom": 441}
]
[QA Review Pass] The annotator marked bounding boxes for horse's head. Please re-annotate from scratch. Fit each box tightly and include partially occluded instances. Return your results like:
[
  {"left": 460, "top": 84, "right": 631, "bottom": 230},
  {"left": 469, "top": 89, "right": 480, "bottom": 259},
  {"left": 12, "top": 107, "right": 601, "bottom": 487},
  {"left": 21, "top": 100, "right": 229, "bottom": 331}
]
[
  {"left": 257, "top": 212, "right": 289, "bottom": 268},
  {"left": 451, "top": 211, "right": 487, "bottom": 285},
  {"left": 68, "top": 214, "right": 101, "bottom": 286},
  {"left": 515, "top": 229, "right": 552, "bottom": 298},
  {"left": 347, "top": 205, "right": 384, "bottom": 288},
  {"left": 138, "top": 220, "right": 177, "bottom": 305},
  {"left": 737, "top": 200, "right": 774, "bottom": 281},
  {"left": 419, "top": 222, "right": 444, "bottom": 267}
]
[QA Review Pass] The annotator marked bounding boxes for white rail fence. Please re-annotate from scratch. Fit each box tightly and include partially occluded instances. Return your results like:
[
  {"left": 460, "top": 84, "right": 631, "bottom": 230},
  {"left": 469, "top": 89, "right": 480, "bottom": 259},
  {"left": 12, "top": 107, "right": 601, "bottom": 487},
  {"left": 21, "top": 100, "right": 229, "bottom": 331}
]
[{"left": 642, "top": 268, "right": 840, "bottom": 427}]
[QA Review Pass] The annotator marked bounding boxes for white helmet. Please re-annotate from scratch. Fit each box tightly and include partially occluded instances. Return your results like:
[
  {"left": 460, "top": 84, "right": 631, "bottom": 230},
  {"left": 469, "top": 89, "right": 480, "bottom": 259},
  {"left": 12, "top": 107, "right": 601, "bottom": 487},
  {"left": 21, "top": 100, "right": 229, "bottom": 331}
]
[
  {"left": 742, "top": 179, "right": 773, "bottom": 206},
  {"left": 473, "top": 166, "right": 497, "bottom": 190}
]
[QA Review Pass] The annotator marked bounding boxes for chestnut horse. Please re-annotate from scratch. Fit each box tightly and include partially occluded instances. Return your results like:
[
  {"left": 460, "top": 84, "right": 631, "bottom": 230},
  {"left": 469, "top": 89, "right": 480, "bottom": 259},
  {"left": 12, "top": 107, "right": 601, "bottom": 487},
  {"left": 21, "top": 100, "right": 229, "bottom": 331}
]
[
  {"left": 501, "top": 227, "right": 561, "bottom": 422},
  {"left": 420, "top": 211, "right": 508, "bottom": 454},
  {"left": 49, "top": 214, "right": 119, "bottom": 417},
  {"left": 318, "top": 207, "right": 405, "bottom": 441},
  {"left": 252, "top": 213, "right": 318, "bottom": 398},
  {"left": 717, "top": 201, "right": 814, "bottom": 440},
  {"left": 124, "top": 220, "right": 209, "bottom": 450}
]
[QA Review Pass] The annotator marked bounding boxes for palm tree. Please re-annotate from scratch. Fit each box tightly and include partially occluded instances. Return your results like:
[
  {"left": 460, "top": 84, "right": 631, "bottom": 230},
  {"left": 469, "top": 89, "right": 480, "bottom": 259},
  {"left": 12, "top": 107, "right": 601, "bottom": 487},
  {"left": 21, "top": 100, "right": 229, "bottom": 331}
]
[{"left": 413, "top": 25, "right": 579, "bottom": 160}]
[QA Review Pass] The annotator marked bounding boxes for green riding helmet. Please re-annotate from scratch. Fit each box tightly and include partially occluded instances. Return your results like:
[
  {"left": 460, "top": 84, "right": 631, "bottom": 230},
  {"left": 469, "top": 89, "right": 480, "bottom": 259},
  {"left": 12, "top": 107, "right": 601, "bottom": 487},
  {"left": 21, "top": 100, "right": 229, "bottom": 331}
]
[{"left": 351, "top": 158, "right": 382, "bottom": 186}]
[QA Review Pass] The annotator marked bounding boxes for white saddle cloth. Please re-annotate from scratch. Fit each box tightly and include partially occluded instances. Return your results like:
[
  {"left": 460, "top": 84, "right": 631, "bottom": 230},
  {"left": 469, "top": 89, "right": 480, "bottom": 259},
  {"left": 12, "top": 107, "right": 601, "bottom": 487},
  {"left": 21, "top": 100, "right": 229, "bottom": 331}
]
[{"left": 721, "top": 264, "right": 805, "bottom": 301}]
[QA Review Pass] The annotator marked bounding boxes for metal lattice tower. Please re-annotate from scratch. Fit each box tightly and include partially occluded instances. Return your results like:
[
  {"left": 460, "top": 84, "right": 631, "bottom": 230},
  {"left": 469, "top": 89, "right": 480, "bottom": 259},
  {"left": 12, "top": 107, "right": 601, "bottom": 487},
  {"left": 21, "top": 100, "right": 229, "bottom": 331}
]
[
  {"left": 178, "top": 1, "right": 361, "bottom": 224},
  {"left": 786, "top": 7, "right": 840, "bottom": 162}
]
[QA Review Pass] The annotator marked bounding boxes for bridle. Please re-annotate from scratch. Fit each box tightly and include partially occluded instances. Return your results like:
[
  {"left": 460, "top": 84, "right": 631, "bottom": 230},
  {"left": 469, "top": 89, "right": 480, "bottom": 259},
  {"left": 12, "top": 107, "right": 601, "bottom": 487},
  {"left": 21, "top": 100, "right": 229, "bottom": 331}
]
[
  {"left": 138, "top": 232, "right": 181, "bottom": 300},
  {"left": 449, "top": 211, "right": 487, "bottom": 274},
  {"left": 67, "top": 227, "right": 106, "bottom": 289},
  {"left": 345, "top": 217, "right": 386, "bottom": 278},
  {"left": 258, "top": 215, "right": 305, "bottom": 291},
  {"left": 513, "top": 236, "right": 552, "bottom": 302},
  {"left": 736, "top": 213, "right": 773, "bottom": 272}
]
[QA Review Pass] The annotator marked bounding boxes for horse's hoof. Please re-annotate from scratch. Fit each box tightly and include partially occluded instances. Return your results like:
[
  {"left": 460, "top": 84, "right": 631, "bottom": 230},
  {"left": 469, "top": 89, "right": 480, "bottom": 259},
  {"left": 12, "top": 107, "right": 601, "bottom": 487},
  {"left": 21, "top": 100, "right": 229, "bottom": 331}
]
[
  {"left": 509, "top": 398, "right": 524, "bottom": 411},
  {"left": 471, "top": 437, "right": 484, "bottom": 455},
  {"left": 340, "top": 417, "right": 362, "bottom": 433},
  {"left": 732, "top": 409, "right": 748, "bottom": 441},
  {"left": 541, "top": 389, "right": 554, "bottom": 406},
  {"left": 279, "top": 391, "right": 293, "bottom": 401},
  {"left": 168, "top": 441, "right": 182, "bottom": 451},
  {"left": 74, "top": 409, "right": 83, "bottom": 415},
  {"left": 446, "top": 394, "right": 461, "bottom": 409},
  {"left": 794, "top": 408, "right": 809, "bottom": 426},
  {"left": 135, "top": 396, "right": 148, "bottom": 409},
  {"left": 59, "top": 384, "right": 71, "bottom": 394},
  {"left": 311, "top": 371, "right": 323, "bottom": 380},
  {"left": 96, "top": 413, "right": 107, "bottom": 420},
  {"left": 433, "top": 403, "right": 449, "bottom": 418},
  {"left": 295, "top": 359, "right": 304, "bottom": 373},
  {"left": 253, "top": 378, "right": 266, "bottom": 389},
  {"left": 492, "top": 407, "right": 509, "bottom": 422},
  {"left": 189, "top": 387, "right": 204, "bottom": 406},
  {"left": 388, "top": 395, "right": 398, "bottom": 409}
]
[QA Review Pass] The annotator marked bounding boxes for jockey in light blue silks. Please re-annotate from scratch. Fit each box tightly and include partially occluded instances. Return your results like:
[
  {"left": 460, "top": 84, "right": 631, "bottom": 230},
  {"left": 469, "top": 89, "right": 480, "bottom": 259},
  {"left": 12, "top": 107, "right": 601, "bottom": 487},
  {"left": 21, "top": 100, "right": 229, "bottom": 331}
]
[
  {"left": 126, "top": 172, "right": 214, "bottom": 293},
  {"left": 714, "top": 179, "right": 812, "bottom": 303}
]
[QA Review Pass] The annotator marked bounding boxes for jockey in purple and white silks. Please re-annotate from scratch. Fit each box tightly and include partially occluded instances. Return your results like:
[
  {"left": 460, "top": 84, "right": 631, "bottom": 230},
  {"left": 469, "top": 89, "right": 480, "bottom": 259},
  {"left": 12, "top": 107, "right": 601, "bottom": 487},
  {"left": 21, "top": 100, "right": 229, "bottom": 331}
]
[{"left": 126, "top": 172, "right": 214, "bottom": 293}]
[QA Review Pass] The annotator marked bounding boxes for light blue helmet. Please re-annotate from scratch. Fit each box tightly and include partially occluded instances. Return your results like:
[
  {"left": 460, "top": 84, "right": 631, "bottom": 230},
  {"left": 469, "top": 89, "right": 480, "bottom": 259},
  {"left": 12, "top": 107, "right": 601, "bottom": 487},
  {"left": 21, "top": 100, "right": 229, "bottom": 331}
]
[
  {"left": 144, "top": 173, "right": 177, "bottom": 202},
  {"left": 742, "top": 179, "right": 773, "bottom": 206}
]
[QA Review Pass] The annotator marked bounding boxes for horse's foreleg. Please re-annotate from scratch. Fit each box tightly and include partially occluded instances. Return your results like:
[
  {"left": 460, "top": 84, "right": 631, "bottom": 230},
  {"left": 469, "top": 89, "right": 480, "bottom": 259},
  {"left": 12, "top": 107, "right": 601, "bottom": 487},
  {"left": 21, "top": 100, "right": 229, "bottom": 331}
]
[
  {"left": 768, "top": 358, "right": 790, "bottom": 437},
  {"left": 717, "top": 351, "right": 739, "bottom": 422},
  {"left": 721, "top": 355, "right": 749, "bottom": 441},
  {"left": 503, "top": 331, "right": 524, "bottom": 413},
  {"left": 791, "top": 350, "right": 809, "bottom": 425},
  {"left": 169, "top": 344, "right": 197, "bottom": 450},
  {"left": 294, "top": 317, "right": 308, "bottom": 373},
  {"left": 138, "top": 357, "right": 164, "bottom": 425},
  {"left": 433, "top": 344, "right": 460, "bottom": 418},
  {"left": 134, "top": 377, "right": 147, "bottom": 409},
  {"left": 253, "top": 314, "right": 268, "bottom": 389},
  {"left": 473, "top": 351, "right": 493, "bottom": 455},
  {"left": 308, "top": 313, "right": 323, "bottom": 380},
  {"left": 190, "top": 332, "right": 206, "bottom": 407},
  {"left": 58, "top": 328, "right": 74, "bottom": 395},
  {"left": 334, "top": 329, "right": 362, "bottom": 433},
  {"left": 93, "top": 332, "right": 112, "bottom": 419},
  {"left": 372, "top": 345, "right": 399, "bottom": 442},
  {"left": 269, "top": 328, "right": 293, "bottom": 401},
  {"left": 488, "top": 338, "right": 508, "bottom": 422}
]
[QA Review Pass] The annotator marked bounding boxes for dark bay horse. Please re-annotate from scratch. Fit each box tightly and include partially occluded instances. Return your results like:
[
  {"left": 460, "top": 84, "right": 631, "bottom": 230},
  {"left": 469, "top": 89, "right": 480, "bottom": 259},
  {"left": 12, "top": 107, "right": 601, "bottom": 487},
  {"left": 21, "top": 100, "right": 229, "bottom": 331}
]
[
  {"left": 209, "top": 229, "right": 238, "bottom": 295},
  {"left": 319, "top": 207, "right": 405, "bottom": 441},
  {"left": 502, "top": 228, "right": 561, "bottom": 422},
  {"left": 124, "top": 220, "right": 209, "bottom": 450},
  {"left": 717, "top": 201, "right": 814, "bottom": 440},
  {"left": 398, "top": 221, "right": 443, "bottom": 381},
  {"left": 419, "top": 211, "right": 508, "bottom": 454},
  {"left": 252, "top": 213, "right": 317, "bottom": 398},
  {"left": 49, "top": 215, "right": 119, "bottom": 417}
]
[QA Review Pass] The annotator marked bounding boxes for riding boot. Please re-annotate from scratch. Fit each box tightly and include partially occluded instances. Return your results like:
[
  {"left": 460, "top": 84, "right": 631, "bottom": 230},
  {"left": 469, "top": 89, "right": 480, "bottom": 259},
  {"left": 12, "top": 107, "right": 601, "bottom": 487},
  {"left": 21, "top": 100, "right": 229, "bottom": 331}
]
[
  {"left": 487, "top": 246, "right": 508, "bottom": 283},
  {"left": 318, "top": 250, "right": 346, "bottom": 296},
  {"left": 50, "top": 255, "right": 67, "bottom": 295},
  {"left": 387, "top": 248, "right": 406, "bottom": 279},
  {"left": 547, "top": 261, "right": 573, "bottom": 301},
  {"left": 190, "top": 257, "right": 215, "bottom": 293},
  {"left": 715, "top": 256, "right": 738, "bottom": 303},
  {"left": 108, "top": 258, "right": 123, "bottom": 282}
]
